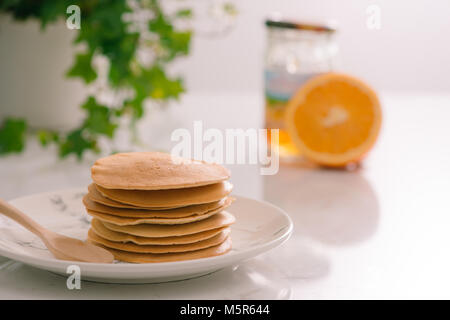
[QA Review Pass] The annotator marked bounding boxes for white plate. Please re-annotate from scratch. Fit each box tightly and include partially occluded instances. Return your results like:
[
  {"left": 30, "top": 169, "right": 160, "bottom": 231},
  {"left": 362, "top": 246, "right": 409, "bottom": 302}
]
[{"left": 0, "top": 189, "right": 293, "bottom": 283}]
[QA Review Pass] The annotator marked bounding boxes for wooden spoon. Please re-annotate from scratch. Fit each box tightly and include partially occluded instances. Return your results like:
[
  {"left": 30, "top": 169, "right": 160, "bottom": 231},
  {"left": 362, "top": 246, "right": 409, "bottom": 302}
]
[{"left": 0, "top": 198, "right": 114, "bottom": 263}]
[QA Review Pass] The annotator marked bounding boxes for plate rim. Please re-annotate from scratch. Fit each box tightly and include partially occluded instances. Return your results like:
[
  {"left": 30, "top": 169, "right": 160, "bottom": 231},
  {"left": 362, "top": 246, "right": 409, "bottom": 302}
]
[{"left": 0, "top": 188, "right": 293, "bottom": 273}]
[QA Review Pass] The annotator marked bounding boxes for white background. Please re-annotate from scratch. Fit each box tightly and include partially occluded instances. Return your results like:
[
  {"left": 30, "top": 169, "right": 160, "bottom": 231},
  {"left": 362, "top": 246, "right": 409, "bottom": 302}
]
[
  {"left": 177, "top": 0, "right": 450, "bottom": 93},
  {"left": 1, "top": 0, "right": 449, "bottom": 128}
]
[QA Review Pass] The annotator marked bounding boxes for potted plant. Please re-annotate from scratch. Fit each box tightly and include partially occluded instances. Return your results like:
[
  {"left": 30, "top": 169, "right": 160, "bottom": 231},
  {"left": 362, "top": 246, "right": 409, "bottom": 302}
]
[{"left": 0, "top": 0, "right": 237, "bottom": 158}]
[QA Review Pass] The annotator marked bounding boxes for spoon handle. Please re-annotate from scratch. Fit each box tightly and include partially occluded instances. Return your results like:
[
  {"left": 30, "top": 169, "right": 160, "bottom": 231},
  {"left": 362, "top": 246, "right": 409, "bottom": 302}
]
[{"left": 0, "top": 198, "right": 48, "bottom": 239}]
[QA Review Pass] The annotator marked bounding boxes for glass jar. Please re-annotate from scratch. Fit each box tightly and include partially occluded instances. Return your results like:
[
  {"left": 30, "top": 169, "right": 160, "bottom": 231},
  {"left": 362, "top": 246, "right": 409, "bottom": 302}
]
[{"left": 264, "top": 19, "right": 339, "bottom": 160}]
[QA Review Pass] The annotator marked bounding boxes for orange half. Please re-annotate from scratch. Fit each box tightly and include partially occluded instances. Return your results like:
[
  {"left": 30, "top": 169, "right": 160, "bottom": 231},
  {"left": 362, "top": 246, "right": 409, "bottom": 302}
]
[{"left": 285, "top": 73, "right": 382, "bottom": 167}]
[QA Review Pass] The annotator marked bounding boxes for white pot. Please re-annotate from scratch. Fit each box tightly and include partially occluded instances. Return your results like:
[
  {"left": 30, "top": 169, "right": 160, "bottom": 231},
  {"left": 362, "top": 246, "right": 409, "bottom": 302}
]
[{"left": 0, "top": 14, "right": 86, "bottom": 130}]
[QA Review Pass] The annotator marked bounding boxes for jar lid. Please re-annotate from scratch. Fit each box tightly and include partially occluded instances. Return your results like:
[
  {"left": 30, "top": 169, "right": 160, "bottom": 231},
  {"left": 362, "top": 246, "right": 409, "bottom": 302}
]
[{"left": 265, "top": 19, "right": 336, "bottom": 33}]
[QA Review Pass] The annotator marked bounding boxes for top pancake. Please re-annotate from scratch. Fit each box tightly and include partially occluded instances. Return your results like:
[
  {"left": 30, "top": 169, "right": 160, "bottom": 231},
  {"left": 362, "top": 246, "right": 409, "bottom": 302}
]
[{"left": 91, "top": 152, "right": 230, "bottom": 190}]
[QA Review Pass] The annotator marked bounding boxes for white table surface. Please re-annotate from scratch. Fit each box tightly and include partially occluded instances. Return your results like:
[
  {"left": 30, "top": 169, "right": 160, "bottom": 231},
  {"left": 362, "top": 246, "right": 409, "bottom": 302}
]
[{"left": 1, "top": 92, "right": 450, "bottom": 299}]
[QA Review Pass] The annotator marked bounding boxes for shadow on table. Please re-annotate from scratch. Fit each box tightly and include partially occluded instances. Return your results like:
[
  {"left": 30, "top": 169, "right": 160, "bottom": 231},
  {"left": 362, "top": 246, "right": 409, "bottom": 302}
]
[
  {"left": 264, "top": 165, "right": 380, "bottom": 246},
  {"left": 0, "top": 258, "right": 293, "bottom": 299}
]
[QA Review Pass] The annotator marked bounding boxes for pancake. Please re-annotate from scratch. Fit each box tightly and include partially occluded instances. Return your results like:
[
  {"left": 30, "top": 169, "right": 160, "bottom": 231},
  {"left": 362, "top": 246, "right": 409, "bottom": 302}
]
[
  {"left": 87, "top": 228, "right": 230, "bottom": 253},
  {"left": 91, "top": 152, "right": 230, "bottom": 190},
  {"left": 85, "top": 198, "right": 232, "bottom": 225},
  {"left": 102, "top": 211, "right": 236, "bottom": 238},
  {"left": 86, "top": 184, "right": 184, "bottom": 210},
  {"left": 90, "top": 218, "right": 228, "bottom": 245},
  {"left": 92, "top": 237, "right": 232, "bottom": 263},
  {"left": 95, "top": 181, "right": 233, "bottom": 207},
  {"left": 83, "top": 194, "right": 232, "bottom": 218}
]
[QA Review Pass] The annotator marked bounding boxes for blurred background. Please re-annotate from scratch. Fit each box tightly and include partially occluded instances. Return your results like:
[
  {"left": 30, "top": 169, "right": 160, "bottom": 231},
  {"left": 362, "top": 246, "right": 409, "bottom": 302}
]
[
  {"left": 1, "top": 0, "right": 450, "bottom": 299},
  {"left": 180, "top": 0, "right": 450, "bottom": 94},
  {"left": 1, "top": 0, "right": 449, "bottom": 197},
  {"left": 1, "top": 0, "right": 449, "bottom": 130}
]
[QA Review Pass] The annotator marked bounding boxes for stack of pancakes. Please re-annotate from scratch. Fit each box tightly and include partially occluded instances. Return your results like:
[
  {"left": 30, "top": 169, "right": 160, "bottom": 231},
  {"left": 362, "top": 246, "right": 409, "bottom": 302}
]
[{"left": 83, "top": 152, "right": 235, "bottom": 263}]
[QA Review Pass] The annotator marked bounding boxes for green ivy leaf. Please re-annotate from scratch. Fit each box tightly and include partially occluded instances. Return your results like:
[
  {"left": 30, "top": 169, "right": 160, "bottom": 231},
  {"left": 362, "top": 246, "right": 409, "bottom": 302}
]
[
  {"left": 74, "top": 0, "right": 138, "bottom": 87},
  {"left": 0, "top": 0, "right": 69, "bottom": 28},
  {"left": 149, "top": 11, "right": 191, "bottom": 61},
  {"left": 104, "top": 31, "right": 139, "bottom": 86},
  {"left": 82, "top": 96, "right": 118, "bottom": 138},
  {"left": 161, "top": 31, "right": 191, "bottom": 60},
  {"left": 146, "top": 65, "right": 184, "bottom": 99},
  {"left": 126, "top": 65, "right": 184, "bottom": 118},
  {"left": 59, "top": 128, "right": 98, "bottom": 159},
  {"left": 0, "top": 117, "right": 27, "bottom": 154},
  {"left": 149, "top": 11, "right": 173, "bottom": 35},
  {"left": 38, "top": 0, "right": 69, "bottom": 28},
  {"left": 37, "top": 129, "right": 59, "bottom": 146},
  {"left": 66, "top": 51, "right": 97, "bottom": 84}
]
